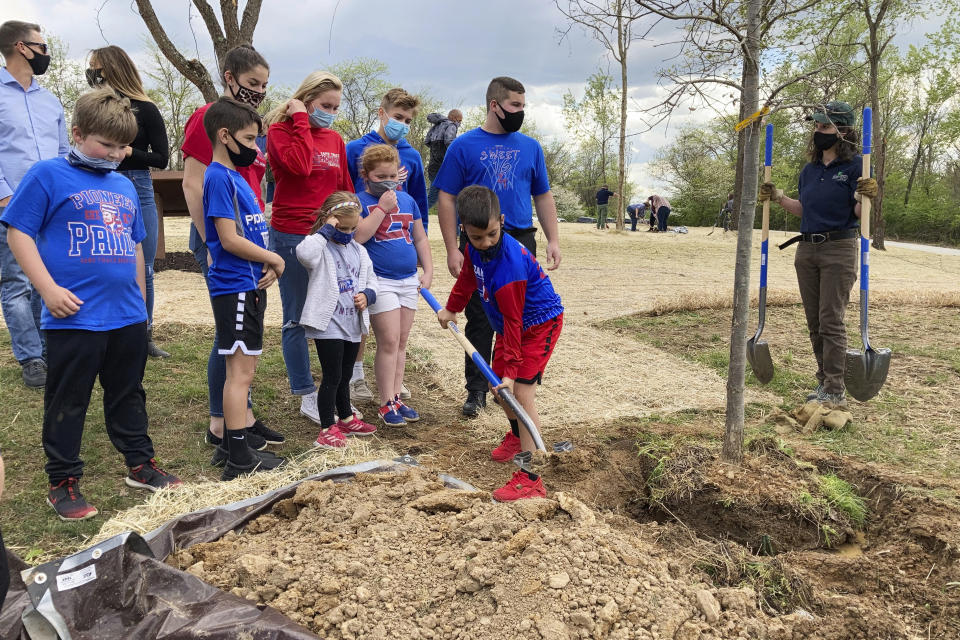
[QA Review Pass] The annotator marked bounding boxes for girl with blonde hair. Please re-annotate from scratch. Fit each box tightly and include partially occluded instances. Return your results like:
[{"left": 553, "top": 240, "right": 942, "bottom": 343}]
[
  {"left": 296, "top": 192, "right": 379, "bottom": 447},
  {"left": 87, "top": 45, "right": 169, "bottom": 358},
  {"left": 265, "top": 70, "right": 355, "bottom": 426}
]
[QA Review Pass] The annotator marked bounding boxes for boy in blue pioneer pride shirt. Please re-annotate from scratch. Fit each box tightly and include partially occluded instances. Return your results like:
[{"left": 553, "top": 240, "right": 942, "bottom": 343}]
[
  {"left": 201, "top": 98, "right": 287, "bottom": 481},
  {"left": 1, "top": 89, "right": 181, "bottom": 521}
]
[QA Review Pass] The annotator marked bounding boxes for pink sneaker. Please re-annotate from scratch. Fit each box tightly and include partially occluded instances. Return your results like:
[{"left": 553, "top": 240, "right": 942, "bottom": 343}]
[
  {"left": 314, "top": 425, "right": 347, "bottom": 449},
  {"left": 336, "top": 414, "right": 377, "bottom": 436}
]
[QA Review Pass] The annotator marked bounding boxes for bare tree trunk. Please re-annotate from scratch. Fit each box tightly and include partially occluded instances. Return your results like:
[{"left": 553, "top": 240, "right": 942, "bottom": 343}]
[
  {"left": 730, "top": 64, "right": 749, "bottom": 232},
  {"left": 722, "top": 0, "right": 762, "bottom": 465},
  {"left": 615, "top": 1, "right": 628, "bottom": 231},
  {"left": 903, "top": 113, "right": 929, "bottom": 206},
  {"left": 865, "top": 0, "right": 890, "bottom": 251},
  {"left": 134, "top": 0, "right": 264, "bottom": 103}
]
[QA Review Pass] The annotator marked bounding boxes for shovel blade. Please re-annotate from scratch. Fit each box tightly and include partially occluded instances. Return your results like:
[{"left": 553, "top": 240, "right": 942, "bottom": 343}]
[
  {"left": 746, "top": 337, "right": 774, "bottom": 385},
  {"left": 844, "top": 346, "right": 891, "bottom": 402}
]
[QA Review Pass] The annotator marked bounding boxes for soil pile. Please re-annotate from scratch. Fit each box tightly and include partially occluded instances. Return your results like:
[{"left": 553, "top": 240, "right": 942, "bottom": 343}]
[{"left": 170, "top": 468, "right": 824, "bottom": 640}]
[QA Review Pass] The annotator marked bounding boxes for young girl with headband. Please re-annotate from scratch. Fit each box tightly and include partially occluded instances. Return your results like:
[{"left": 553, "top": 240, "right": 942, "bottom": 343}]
[{"left": 296, "top": 192, "right": 379, "bottom": 447}]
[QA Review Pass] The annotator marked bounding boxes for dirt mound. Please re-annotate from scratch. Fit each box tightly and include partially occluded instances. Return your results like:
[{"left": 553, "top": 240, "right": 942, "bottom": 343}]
[
  {"left": 155, "top": 250, "right": 201, "bottom": 273},
  {"left": 169, "top": 468, "right": 822, "bottom": 640}
]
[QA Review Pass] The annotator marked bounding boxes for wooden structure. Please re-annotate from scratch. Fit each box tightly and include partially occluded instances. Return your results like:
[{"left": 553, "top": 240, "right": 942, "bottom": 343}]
[{"left": 151, "top": 170, "right": 188, "bottom": 259}]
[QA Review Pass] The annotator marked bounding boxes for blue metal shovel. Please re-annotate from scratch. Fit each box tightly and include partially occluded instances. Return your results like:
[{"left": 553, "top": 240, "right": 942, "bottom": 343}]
[
  {"left": 844, "top": 107, "right": 891, "bottom": 402},
  {"left": 747, "top": 123, "right": 775, "bottom": 384}
]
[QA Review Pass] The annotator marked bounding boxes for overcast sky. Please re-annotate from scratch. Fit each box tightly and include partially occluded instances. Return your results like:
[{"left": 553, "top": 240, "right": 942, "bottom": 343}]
[{"left": 5, "top": 0, "right": 946, "bottom": 195}]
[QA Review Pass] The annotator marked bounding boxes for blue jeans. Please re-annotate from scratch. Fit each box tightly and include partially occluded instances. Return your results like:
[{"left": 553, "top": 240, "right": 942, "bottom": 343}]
[
  {"left": 192, "top": 241, "right": 252, "bottom": 417},
  {"left": 119, "top": 170, "right": 158, "bottom": 326},
  {"left": 269, "top": 228, "right": 316, "bottom": 395},
  {"left": 0, "top": 215, "right": 45, "bottom": 363},
  {"left": 657, "top": 206, "right": 671, "bottom": 232}
]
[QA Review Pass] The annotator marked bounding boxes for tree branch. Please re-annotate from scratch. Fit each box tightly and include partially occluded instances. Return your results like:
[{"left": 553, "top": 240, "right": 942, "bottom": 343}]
[
  {"left": 239, "top": 0, "right": 263, "bottom": 43},
  {"left": 191, "top": 0, "right": 227, "bottom": 62},
  {"left": 134, "top": 0, "right": 218, "bottom": 101}
]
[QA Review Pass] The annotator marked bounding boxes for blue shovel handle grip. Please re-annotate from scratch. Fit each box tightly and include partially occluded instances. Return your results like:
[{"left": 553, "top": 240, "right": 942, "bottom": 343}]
[
  {"left": 764, "top": 123, "right": 773, "bottom": 167},
  {"left": 863, "top": 107, "right": 872, "bottom": 155},
  {"left": 420, "top": 287, "right": 443, "bottom": 313}
]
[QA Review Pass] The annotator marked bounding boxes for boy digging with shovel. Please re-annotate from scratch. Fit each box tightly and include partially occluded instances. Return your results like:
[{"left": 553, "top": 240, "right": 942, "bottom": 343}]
[{"left": 438, "top": 186, "right": 564, "bottom": 501}]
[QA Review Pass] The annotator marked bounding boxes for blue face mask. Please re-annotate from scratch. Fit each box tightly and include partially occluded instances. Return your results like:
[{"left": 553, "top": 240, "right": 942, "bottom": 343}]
[
  {"left": 67, "top": 148, "right": 120, "bottom": 173},
  {"left": 331, "top": 228, "right": 355, "bottom": 245},
  {"left": 310, "top": 108, "right": 336, "bottom": 129},
  {"left": 383, "top": 118, "right": 410, "bottom": 141}
]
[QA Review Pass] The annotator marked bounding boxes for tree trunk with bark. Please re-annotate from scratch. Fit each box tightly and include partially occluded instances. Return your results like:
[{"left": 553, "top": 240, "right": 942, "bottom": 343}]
[
  {"left": 615, "top": 1, "right": 628, "bottom": 231},
  {"left": 722, "top": 0, "right": 762, "bottom": 465},
  {"left": 134, "top": 0, "right": 264, "bottom": 103}
]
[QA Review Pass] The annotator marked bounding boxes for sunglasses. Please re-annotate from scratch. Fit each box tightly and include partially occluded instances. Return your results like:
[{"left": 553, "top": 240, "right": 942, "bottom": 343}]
[{"left": 20, "top": 41, "right": 49, "bottom": 54}]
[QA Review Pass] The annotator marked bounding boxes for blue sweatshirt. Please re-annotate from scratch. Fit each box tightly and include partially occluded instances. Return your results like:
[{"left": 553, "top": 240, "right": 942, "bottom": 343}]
[{"left": 346, "top": 130, "right": 429, "bottom": 233}]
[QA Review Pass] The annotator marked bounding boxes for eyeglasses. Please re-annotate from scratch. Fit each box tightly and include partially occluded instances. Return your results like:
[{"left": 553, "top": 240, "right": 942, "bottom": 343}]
[{"left": 20, "top": 41, "right": 49, "bottom": 54}]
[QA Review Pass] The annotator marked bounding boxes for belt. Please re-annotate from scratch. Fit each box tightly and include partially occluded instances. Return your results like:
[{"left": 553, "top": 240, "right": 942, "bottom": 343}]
[{"left": 778, "top": 228, "right": 859, "bottom": 250}]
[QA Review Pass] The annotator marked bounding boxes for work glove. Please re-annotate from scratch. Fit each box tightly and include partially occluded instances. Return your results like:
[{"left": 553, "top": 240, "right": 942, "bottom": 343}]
[
  {"left": 854, "top": 177, "right": 878, "bottom": 202},
  {"left": 758, "top": 182, "right": 783, "bottom": 204}
]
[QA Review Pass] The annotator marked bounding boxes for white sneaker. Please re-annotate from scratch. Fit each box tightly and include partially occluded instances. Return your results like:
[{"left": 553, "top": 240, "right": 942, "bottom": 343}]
[
  {"left": 337, "top": 404, "right": 364, "bottom": 421},
  {"left": 399, "top": 383, "right": 411, "bottom": 400},
  {"left": 350, "top": 378, "right": 374, "bottom": 401},
  {"left": 299, "top": 391, "right": 322, "bottom": 425}
]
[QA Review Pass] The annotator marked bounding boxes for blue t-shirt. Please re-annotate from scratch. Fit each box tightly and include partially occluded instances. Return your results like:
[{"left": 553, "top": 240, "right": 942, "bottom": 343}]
[
  {"left": 465, "top": 234, "right": 564, "bottom": 335},
  {"left": 432, "top": 128, "right": 550, "bottom": 230},
  {"left": 797, "top": 156, "right": 862, "bottom": 234},
  {"left": 346, "top": 130, "right": 429, "bottom": 233},
  {"left": 203, "top": 162, "right": 270, "bottom": 296},
  {"left": 0, "top": 157, "right": 147, "bottom": 330},
  {"left": 357, "top": 189, "right": 421, "bottom": 280}
]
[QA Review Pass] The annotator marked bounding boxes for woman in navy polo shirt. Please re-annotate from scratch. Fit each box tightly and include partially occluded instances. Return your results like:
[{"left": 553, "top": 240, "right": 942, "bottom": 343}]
[{"left": 759, "top": 101, "right": 877, "bottom": 407}]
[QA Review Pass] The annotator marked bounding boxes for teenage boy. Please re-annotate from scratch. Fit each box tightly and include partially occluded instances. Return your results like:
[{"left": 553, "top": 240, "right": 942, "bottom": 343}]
[
  {"left": 595, "top": 184, "right": 616, "bottom": 230},
  {"left": 1, "top": 89, "right": 181, "bottom": 520},
  {"left": 344, "top": 87, "right": 428, "bottom": 403},
  {"left": 202, "top": 98, "right": 287, "bottom": 481},
  {"left": 438, "top": 186, "right": 563, "bottom": 500},
  {"left": 0, "top": 20, "right": 71, "bottom": 388},
  {"left": 434, "top": 76, "right": 562, "bottom": 418}
]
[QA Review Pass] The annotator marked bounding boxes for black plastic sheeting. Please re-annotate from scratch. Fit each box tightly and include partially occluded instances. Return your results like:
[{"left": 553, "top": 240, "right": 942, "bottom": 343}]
[{"left": 0, "top": 457, "right": 474, "bottom": 640}]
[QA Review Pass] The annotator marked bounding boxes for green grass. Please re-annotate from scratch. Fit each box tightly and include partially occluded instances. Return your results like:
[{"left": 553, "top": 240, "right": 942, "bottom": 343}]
[
  {"left": 0, "top": 324, "right": 325, "bottom": 562},
  {"left": 816, "top": 474, "right": 867, "bottom": 525}
]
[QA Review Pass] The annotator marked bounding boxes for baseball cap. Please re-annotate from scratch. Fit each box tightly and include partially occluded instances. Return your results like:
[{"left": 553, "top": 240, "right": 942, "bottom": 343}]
[{"left": 806, "top": 101, "right": 855, "bottom": 127}]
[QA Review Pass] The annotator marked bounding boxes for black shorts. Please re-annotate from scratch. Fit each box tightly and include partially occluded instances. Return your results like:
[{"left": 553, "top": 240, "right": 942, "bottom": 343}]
[{"left": 212, "top": 289, "right": 266, "bottom": 356}]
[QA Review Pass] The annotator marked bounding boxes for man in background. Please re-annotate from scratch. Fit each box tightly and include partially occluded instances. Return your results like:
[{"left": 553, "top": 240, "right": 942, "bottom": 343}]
[{"left": 424, "top": 109, "right": 462, "bottom": 211}]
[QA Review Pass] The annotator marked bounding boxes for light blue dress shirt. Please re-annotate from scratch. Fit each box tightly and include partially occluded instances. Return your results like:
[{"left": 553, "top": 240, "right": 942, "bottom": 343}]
[{"left": 0, "top": 67, "right": 70, "bottom": 200}]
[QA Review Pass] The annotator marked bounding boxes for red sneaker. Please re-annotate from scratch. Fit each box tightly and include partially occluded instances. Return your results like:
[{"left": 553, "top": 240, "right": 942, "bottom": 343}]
[
  {"left": 491, "top": 430, "right": 522, "bottom": 462},
  {"left": 492, "top": 470, "right": 546, "bottom": 502},
  {"left": 314, "top": 425, "right": 347, "bottom": 449},
  {"left": 336, "top": 414, "right": 377, "bottom": 436}
]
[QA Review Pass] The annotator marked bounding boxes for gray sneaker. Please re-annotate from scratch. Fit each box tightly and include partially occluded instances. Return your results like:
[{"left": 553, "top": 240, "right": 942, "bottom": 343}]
[
  {"left": 817, "top": 389, "right": 848, "bottom": 408},
  {"left": 805, "top": 384, "right": 824, "bottom": 402},
  {"left": 350, "top": 378, "right": 374, "bottom": 401},
  {"left": 22, "top": 358, "right": 46, "bottom": 388}
]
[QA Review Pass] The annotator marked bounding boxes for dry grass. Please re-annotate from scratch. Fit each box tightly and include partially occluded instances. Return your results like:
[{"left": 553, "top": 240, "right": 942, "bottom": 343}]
[{"left": 93, "top": 440, "right": 399, "bottom": 545}]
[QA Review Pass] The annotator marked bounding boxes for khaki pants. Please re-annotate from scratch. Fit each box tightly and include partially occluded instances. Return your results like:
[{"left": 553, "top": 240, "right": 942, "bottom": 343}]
[{"left": 794, "top": 237, "right": 858, "bottom": 394}]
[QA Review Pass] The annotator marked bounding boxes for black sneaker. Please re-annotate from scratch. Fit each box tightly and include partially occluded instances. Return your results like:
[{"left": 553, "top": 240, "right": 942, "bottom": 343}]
[
  {"left": 220, "top": 448, "right": 286, "bottom": 481},
  {"left": 125, "top": 459, "right": 183, "bottom": 492},
  {"left": 462, "top": 390, "right": 487, "bottom": 417},
  {"left": 246, "top": 419, "right": 285, "bottom": 445},
  {"left": 47, "top": 478, "right": 98, "bottom": 521},
  {"left": 22, "top": 358, "right": 46, "bottom": 388},
  {"left": 205, "top": 427, "right": 267, "bottom": 451},
  {"left": 210, "top": 443, "right": 285, "bottom": 468}
]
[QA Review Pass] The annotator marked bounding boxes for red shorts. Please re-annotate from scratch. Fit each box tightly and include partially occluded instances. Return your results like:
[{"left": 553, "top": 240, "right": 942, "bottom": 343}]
[{"left": 493, "top": 313, "right": 563, "bottom": 384}]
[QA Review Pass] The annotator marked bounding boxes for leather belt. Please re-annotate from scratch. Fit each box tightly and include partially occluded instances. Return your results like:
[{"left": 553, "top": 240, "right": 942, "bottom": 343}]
[{"left": 778, "top": 228, "right": 859, "bottom": 250}]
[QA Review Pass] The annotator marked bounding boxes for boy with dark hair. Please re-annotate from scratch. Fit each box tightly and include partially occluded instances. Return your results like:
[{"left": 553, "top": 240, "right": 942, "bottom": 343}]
[
  {"left": 437, "top": 185, "right": 564, "bottom": 501},
  {"left": 202, "top": 97, "right": 287, "bottom": 481},
  {"left": 434, "top": 75, "right": 562, "bottom": 418},
  {"left": 595, "top": 184, "right": 616, "bottom": 230},
  {"left": 1, "top": 89, "right": 181, "bottom": 520}
]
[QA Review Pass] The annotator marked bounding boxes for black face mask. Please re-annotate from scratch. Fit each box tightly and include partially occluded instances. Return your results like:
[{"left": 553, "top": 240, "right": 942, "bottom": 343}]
[
  {"left": 21, "top": 49, "right": 50, "bottom": 76},
  {"left": 227, "top": 134, "right": 258, "bottom": 167},
  {"left": 814, "top": 132, "right": 839, "bottom": 151},
  {"left": 477, "top": 226, "right": 505, "bottom": 262},
  {"left": 85, "top": 68, "right": 104, "bottom": 87},
  {"left": 495, "top": 103, "right": 524, "bottom": 133}
]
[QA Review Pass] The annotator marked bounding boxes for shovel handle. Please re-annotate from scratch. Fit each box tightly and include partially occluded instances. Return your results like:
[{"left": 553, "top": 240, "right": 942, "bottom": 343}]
[
  {"left": 420, "top": 288, "right": 547, "bottom": 452},
  {"left": 859, "top": 108, "right": 872, "bottom": 346}
]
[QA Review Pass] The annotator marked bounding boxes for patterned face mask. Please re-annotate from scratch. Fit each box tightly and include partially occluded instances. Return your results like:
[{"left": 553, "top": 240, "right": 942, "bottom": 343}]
[{"left": 229, "top": 81, "right": 266, "bottom": 109}]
